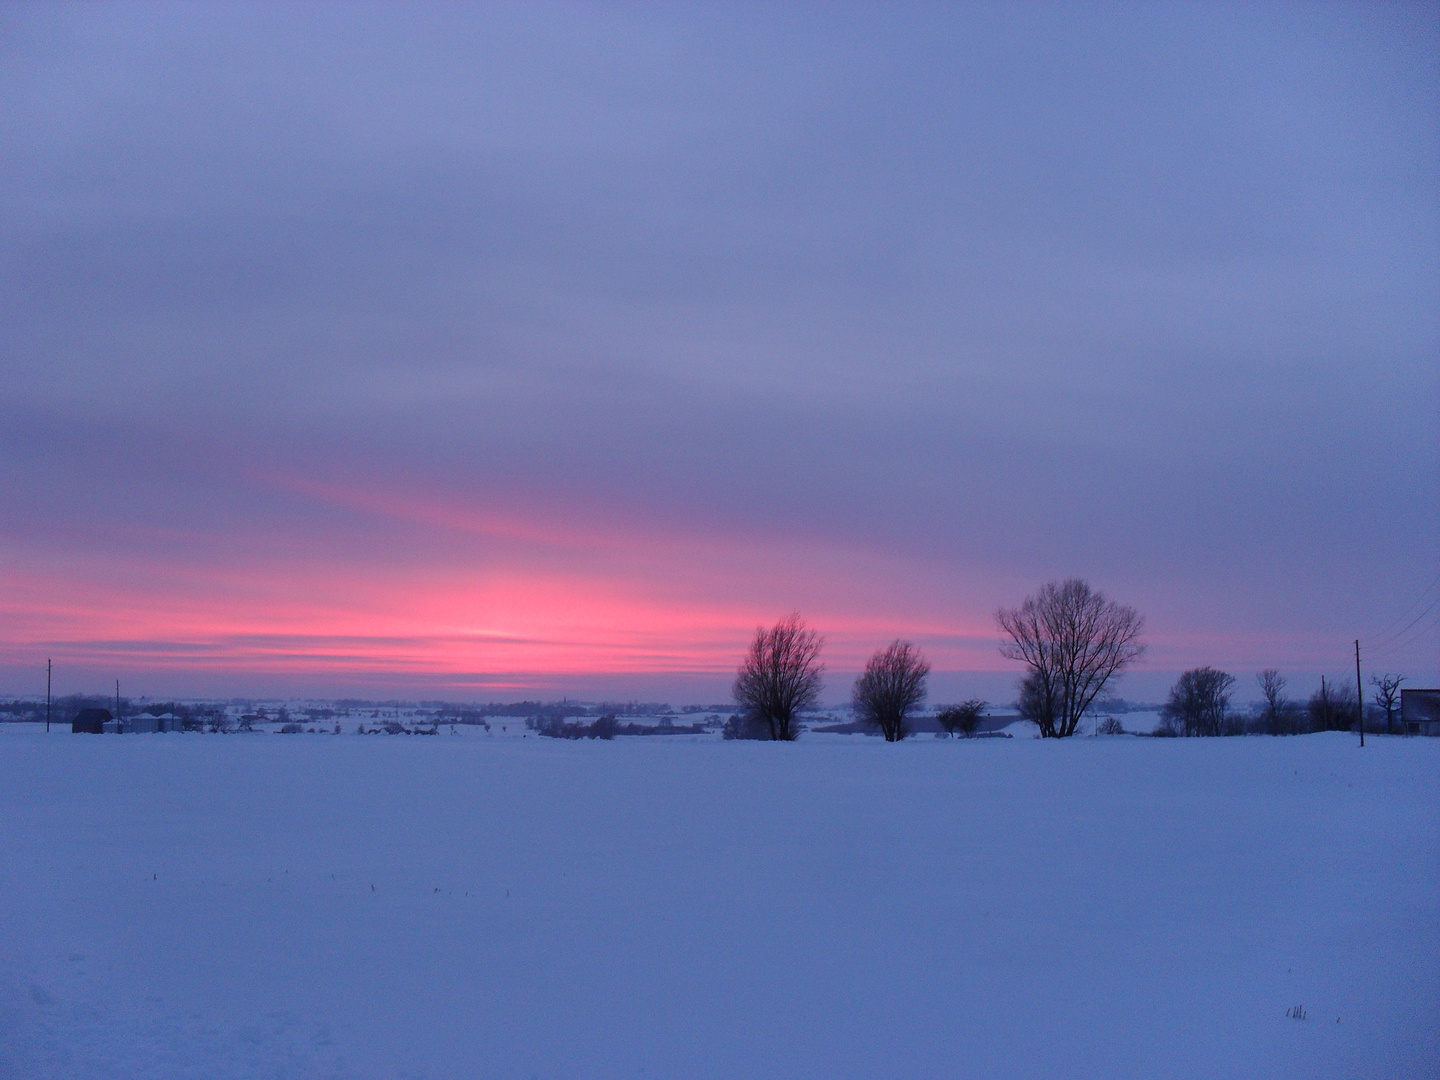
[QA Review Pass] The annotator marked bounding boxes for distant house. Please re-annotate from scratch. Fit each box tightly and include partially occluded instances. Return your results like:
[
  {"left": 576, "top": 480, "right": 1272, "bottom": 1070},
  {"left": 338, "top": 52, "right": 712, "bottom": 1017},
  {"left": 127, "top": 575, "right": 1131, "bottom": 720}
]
[
  {"left": 1400, "top": 689, "right": 1440, "bottom": 736},
  {"left": 71, "top": 708, "right": 111, "bottom": 734}
]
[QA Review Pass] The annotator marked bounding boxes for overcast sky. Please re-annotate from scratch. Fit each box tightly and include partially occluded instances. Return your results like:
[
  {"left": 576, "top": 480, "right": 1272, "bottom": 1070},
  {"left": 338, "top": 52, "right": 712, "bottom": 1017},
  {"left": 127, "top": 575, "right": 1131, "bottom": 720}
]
[{"left": 1, "top": 3, "right": 1436, "bottom": 702}]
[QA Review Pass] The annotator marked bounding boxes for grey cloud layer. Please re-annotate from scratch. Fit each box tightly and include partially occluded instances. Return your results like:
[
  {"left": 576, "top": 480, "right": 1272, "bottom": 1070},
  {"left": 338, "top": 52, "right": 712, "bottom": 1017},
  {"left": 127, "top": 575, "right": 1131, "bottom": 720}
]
[{"left": 2, "top": 3, "right": 1436, "bottom": 670}]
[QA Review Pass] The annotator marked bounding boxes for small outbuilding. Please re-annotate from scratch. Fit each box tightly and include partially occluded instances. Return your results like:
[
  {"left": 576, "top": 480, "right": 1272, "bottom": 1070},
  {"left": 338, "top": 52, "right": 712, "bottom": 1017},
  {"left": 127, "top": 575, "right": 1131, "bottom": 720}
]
[
  {"left": 1400, "top": 689, "right": 1440, "bottom": 736},
  {"left": 125, "top": 712, "right": 161, "bottom": 733},
  {"left": 119, "top": 712, "right": 184, "bottom": 733},
  {"left": 71, "top": 708, "right": 111, "bottom": 734}
]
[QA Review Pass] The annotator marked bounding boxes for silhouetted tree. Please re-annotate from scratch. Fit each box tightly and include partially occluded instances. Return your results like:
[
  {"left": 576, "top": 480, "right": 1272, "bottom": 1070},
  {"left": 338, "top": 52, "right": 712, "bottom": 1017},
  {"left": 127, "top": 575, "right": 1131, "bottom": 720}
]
[
  {"left": 1256, "top": 669, "right": 1288, "bottom": 734},
  {"left": 1161, "top": 667, "right": 1236, "bottom": 736},
  {"left": 590, "top": 713, "right": 619, "bottom": 740},
  {"left": 1015, "top": 671, "right": 1055, "bottom": 732},
  {"left": 853, "top": 641, "right": 930, "bottom": 742},
  {"left": 936, "top": 699, "right": 986, "bottom": 738},
  {"left": 996, "top": 579, "right": 1145, "bottom": 738},
  {"left": 1308, "top": 677, "right": 1358, "bottom": 732},
  {"left": 1370, "top": 673, "right": 1404, "bottom": 734},
  {"left": 1252, "top": 668, "right": 1306, "bottom": 734},
  {"left": 732, "top": 613, "right": 824, "bottom": 741}
]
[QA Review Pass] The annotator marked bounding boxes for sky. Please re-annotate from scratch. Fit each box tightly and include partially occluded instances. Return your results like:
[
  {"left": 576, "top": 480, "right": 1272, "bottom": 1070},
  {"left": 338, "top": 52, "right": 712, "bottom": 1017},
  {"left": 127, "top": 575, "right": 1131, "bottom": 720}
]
[{"left": 1, "top": 2, "right": 1436, "bottom": 705}]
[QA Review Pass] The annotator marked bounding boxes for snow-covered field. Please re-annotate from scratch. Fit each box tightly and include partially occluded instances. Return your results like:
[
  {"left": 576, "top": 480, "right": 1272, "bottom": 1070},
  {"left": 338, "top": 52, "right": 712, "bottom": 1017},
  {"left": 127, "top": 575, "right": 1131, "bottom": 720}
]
[{"left": 1, "top": 726, "right": 1434, "bottom": 1079}]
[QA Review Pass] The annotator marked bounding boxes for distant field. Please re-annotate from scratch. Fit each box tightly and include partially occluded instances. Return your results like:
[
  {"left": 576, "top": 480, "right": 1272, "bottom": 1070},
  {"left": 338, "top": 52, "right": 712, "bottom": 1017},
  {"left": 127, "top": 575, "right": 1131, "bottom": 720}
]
[{"left": 1, "top": 727, "right": 1434, "bottom": 1079}]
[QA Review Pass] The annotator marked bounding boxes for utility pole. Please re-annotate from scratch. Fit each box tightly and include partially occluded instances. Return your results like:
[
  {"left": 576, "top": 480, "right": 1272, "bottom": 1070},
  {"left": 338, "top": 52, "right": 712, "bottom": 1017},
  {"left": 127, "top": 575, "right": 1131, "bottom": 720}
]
[
  {"left": 1355, "top": 640, "right": 1364, "bottom": 748},
  {"left": 115, "top": 679, "right": 120, "bottom": 729},
  {"left": 46, "top": 659, "right": 51, "bottom": 732}
]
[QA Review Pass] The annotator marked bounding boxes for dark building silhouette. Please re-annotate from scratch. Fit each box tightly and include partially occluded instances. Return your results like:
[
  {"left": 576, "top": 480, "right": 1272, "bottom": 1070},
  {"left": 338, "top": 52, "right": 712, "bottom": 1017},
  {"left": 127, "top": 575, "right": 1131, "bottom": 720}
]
[
  {"left": 1400, "top": 689, "right": 1440, "bottom": 736},
  {"left": 71, "top": 707, "right": 111, "bottom": 734}
]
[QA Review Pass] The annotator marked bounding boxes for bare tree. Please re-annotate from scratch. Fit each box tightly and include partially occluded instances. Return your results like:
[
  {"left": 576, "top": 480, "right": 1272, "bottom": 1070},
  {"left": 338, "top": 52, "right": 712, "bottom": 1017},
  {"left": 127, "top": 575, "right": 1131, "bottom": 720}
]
[
  {"left": 1161, "top": 667, "right": 1237, "bottom": 737},
  {"left": 995, "top": 579, "right": 1145, "bottom": 738},
  {"left": 1015, "top": 670, "right": 1055, "bottom": 732},
  {"left": 1256, "top": 669, "right": 1287, "bottom": 733},
  {"left": 1370, "top": 673, "right": 1404, "bottom": 734},
  {"left": 732, "top": 613, "right": 824, "bottom": 741},
  {"left": 853, "top": 640, "right": 930, "bottom": 742},
  {"left": 936, "top": 699, "right": 986, "bottom": 738}
]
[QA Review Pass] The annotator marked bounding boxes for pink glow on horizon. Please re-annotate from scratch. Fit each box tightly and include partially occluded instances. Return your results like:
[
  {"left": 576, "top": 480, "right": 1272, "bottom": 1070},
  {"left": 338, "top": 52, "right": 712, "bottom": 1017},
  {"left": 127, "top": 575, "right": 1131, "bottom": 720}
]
[
  {"left": 2, "top": 476, "right": 1354, "bottom": 696},
  {"left": 1, "top": 524, "right": 1007, "bottom": 688}
]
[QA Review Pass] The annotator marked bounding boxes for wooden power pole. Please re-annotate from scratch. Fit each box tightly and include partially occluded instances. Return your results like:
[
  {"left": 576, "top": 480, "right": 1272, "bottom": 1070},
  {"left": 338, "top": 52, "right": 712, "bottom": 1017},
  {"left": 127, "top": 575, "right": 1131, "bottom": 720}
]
[
  {"left": 46, "top": 659, "right": 51, "bottom": 732},
  {"left": 1355, "top": 640, "right": 1364, "bottom": 748}
]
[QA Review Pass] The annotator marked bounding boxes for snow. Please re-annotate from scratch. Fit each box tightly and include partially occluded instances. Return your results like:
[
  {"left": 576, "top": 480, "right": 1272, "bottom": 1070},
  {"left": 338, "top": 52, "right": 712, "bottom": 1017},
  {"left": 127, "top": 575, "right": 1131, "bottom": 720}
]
[{"left": 1, "top": 725, "right": 1435, "bottom": 1079}]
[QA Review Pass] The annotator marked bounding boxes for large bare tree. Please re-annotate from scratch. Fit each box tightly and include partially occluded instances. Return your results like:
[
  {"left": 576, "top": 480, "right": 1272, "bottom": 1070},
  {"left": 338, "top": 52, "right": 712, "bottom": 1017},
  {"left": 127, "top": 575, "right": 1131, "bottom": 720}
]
[
  {"left": 996, "top": 579, "right": 1145, "bottom": 738},
  {"left": 852, "top": 640, "right": 930, "bottom": 742},
  {"left": 1370, "top": 673, "right": 1404, "bottom": 734},
  {"left": 732, "top": 613, "right": 824, "bottom": 741}
]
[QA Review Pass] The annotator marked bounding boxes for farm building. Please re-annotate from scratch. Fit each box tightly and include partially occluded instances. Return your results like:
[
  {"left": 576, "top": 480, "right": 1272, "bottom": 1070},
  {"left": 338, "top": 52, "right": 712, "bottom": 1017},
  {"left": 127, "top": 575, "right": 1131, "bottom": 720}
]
[
  {"left": 71, "top": 709, "right": 184, "bottom": 733},
  {"left": 1400, "top": 689, "right": 1440, "bottom": 736},
  {"left": 71, "top": 708, "right": 111, "bottom": 734},
  {"left": 122, "top": 712, "right": 185, "bottom": 733}
]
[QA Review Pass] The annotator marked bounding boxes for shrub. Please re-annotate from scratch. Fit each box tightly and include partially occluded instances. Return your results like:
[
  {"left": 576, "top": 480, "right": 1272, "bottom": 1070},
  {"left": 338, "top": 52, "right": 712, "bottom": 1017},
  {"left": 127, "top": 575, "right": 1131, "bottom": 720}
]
[
  {"left": 1308, "top": 678, "right": 1358, "bottom": 732},
  {"left": 1254, "top": 701, "right": 1307, "bottom": 736},
  {"left": 936, "top": 700, "right": 986, "bottom": 738},
  {"left": 722, "top": 711, "right": 771, "bottom": 740},
  {"left": 589, "top": 714, "right": 618, "bottom": 740}
]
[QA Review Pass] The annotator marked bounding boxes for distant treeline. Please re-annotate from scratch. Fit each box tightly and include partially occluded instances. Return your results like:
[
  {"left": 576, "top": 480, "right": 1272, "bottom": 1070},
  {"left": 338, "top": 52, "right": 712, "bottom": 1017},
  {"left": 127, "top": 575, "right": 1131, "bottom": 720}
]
[
  {"left": 1150, "top": 668, "right": 1409, "bottom": 737},
  {"left": 2, "top": 694, "right": 123, "bottom": 723},
  {"left": 528, "top": 713, "right": 715, "bottom": 739},
  {"left": 431, "top": 701, "right": 731, "bottom": 721},
  {"left": 0, "top": 697, "right": 742, "bottom": 723}
]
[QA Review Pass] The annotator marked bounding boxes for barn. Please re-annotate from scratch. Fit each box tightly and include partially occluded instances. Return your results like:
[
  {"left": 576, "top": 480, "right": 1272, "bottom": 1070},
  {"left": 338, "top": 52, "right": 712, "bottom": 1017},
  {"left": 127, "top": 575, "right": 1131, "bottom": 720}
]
[
  {"left": 71, "top": 708, "right": 111, "bottom": 734},
  {"left": 1400, "top": 689, "right": 1440, "bottom": 736}
]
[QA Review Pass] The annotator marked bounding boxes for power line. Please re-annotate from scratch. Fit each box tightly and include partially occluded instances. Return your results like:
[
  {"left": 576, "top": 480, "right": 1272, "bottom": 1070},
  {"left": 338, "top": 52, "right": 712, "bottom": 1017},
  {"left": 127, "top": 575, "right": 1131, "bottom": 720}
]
[
  {"left": 1364, "top": 572, "right": 1440, "bottom": 643},
  {"left": 1369, "top": 624, "right": 1431, "bottom": 662},
  {"left": 1367, "top": 608, "right": 1440, "bottom": 662},
  {"left": 1369, "top": 591, "right": 1440, "bottom": 652}
]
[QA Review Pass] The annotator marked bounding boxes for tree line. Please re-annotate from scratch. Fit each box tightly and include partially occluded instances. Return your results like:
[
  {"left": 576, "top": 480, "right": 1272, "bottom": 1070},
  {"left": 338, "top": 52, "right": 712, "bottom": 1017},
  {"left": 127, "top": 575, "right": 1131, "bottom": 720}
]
[
  {"left": 1155, "top": 666, "right": 1408, "bottom": 737},
  {"left": 729, "top": 578, "right": 1408, "bottom": 740},
  {"left": 730, "top": 578, "right": 1144, "bottom": 740}
]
